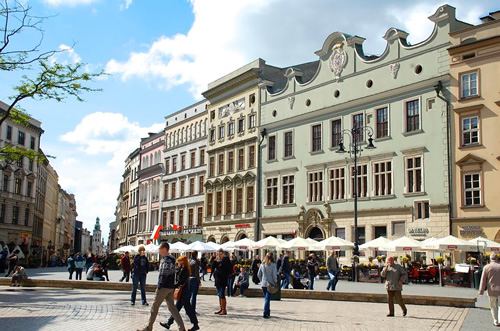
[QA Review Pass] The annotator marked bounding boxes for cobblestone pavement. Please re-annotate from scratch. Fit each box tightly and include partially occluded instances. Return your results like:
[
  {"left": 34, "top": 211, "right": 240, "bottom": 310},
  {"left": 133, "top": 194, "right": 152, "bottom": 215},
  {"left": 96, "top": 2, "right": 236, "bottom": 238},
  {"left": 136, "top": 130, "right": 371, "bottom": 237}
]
[{"left": 0, "top": 286, "right": 471, "bottom": 331}]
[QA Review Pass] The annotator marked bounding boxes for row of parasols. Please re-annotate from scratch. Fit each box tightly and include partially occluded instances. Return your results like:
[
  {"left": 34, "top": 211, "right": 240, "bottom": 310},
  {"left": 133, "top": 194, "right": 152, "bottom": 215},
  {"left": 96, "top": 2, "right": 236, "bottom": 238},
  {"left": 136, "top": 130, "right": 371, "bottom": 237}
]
[{"left": 112, "top": 235, "right": 500, "bottom": 254}]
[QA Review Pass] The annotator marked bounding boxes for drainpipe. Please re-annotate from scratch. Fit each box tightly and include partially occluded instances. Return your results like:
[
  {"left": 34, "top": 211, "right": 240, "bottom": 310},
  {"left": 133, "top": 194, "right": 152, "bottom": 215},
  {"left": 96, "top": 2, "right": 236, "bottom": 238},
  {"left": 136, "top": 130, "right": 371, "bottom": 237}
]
[
  {"left": 434, "top": 81, "right": 453, "bottom": 235},
  {"left": 255, "top": 128, "right": 267, "bottom": 242}
]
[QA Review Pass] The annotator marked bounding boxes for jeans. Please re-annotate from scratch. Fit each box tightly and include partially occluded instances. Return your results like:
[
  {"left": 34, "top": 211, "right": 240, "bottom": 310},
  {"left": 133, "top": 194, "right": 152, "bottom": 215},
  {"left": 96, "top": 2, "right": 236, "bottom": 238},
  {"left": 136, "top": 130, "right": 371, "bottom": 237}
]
[
  {"left": 216, "top": 286, "right": 226, "bottom": 299},
  {"left": 68, "top": 268, "right": 75, "bottom": 280},
  {"left": 131, "top": 273, "right": 147, "bottom": 304},
  {"left": 234, "top": 283, "right": 248, "bottom": 296},
  {"left": 227, "top": 276, "right": 235, "bottom": 296},
  {"left": 189, "top": 277, "right": 199, "bottom": 312},
  {"left": 327, "top": 270, "right": 338, "bottom": 291},
  {"left": 120, "top": 270, "right": 130, "bottom": 282},
  {"left": 281, "top": 272, "right": 290, "bottom": 289},
  {"left": 75, "top": 268, "right": 83, "bottom": 280},
  {"left": 167, "top": 284, "right": 198, "bottom": 327},
  {"left": 308, "top": 272, "right": 315, "bottom": 290},
  {"left": 261, "top": 286, "right": 271, "bottom": 317},
  {"left": 201, "top": 269, "right": 207, "bottom": 281}
]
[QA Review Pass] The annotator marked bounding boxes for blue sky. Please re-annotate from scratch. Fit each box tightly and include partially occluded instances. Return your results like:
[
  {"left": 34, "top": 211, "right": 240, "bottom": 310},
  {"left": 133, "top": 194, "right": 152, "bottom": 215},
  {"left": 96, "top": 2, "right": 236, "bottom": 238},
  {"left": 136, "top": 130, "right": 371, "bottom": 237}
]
[{"left": 0, "top": 0, "right": 497, "bottom": 241}]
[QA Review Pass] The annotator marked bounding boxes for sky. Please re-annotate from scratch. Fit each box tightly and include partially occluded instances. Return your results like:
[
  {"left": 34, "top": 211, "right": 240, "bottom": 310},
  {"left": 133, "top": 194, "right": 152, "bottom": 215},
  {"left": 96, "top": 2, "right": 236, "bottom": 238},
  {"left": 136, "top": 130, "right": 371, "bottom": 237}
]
[{"left": 0, "top": 0, "right": 497, "bottom": 243}]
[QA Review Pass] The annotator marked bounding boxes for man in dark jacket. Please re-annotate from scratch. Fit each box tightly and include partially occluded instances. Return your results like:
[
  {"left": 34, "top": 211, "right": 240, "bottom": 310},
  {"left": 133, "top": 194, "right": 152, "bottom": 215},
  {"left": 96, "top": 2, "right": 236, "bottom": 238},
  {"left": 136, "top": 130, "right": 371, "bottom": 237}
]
[
  {"left": 119, "top": 252, "right": 131, "bottom": 282},
  {"left": 281, "top": 252, "right": 291, "bottom": 289},
  {"left": 138, "top": 242, "right": 185, "bottom": 331},
  {"left": 251, "top": 255, "right": 261, "bottom": 285}
]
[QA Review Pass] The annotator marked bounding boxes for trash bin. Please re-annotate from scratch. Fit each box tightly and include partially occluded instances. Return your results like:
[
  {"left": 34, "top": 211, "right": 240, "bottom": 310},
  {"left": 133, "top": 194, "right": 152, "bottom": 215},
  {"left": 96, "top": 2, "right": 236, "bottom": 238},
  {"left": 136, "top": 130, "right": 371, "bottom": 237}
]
[
  {"left": 270, "top": 276, "right": 281, "bottom": 301},
  {"left": 474, "top": 268, "right": 482, "bottom": 290}
]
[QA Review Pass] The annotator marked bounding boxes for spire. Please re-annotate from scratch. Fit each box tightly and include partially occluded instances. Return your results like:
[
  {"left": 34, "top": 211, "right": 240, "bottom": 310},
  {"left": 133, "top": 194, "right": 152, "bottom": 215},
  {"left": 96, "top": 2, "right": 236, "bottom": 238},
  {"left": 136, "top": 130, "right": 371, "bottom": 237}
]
[{"left": 94, "top": 217, "right": 101, "bottom": 231}]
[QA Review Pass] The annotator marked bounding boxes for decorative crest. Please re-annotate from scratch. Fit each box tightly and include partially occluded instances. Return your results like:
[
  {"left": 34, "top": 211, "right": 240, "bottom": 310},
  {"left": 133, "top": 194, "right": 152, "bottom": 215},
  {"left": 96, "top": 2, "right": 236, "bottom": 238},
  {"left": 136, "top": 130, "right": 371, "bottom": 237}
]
[{"left": 328, "top": 42, "right": 347, "bottom": 80}]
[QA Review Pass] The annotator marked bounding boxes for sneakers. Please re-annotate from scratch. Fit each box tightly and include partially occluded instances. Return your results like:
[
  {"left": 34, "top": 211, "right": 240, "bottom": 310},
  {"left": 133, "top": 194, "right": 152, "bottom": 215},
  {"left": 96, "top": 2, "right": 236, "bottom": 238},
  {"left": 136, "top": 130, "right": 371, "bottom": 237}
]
[
  {"left": 142, "top": 302, "right": 149, "bottom": 306},
  {"left": 131, "top": 302, "right": 135, "bottom": 305},
  {"left": 188, "top": 325, "right": 200, "bottom": 331},
  {"left": 159, "top": 322, "right": 171, "bottom": 329},
  {"left": 386, "top": 314, "right": 394, "bottom": 317}
]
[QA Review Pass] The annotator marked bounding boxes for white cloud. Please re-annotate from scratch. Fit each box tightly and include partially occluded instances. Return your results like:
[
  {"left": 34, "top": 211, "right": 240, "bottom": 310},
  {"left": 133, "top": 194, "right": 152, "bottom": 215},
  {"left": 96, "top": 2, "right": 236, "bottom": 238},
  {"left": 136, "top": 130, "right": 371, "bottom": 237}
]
[
  {"left": 42, "top": 0, "right": 99, "bottom": 6},
  {"left": 49, "top": 44, "right": 82, "bottom": 65},
  {"left": 120, "top": 0, "right": 133, "bottom": 11}
]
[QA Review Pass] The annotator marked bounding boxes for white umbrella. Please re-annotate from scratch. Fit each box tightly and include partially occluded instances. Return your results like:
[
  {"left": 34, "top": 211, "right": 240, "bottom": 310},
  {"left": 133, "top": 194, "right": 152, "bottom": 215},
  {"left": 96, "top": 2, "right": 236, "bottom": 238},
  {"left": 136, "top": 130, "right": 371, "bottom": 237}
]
[
  {"left": 232, "top": 238, "right": 256, "bottom": 250},
  {"left": 422, "top": 235, "right": 476, "bottom": 251},
  {"left": 468, "top": 237, "right": 500, "bottom": 252},
  {"left": 221, "top": 241, "right": 235, "bottom": 250},
  {"left": 305, "top": 238, "right": 324, "bottom": 251},
  {"left": 205, "top": 241, "right": 222, "bottom": 251},
  {"left": 144, "top": 243, "right": 160, "bottom": 254},
  {"left": 253, "top": 236, "right": 285, "bottom": 250},
  {"left": 169, "top": 242, "right": 188, "bottom": 253},
  {"left": 318, "top": 236, "right": 355, "bottom": 250},
  {"left": 279, "top": 237, "right": 317, "bottom": 251},
  {"left": 185, "top": 241, "right": 217, "bottom": 253},
  {"left": 359, "top": 236, "right": 392, "bottom": 251},
  {"left": 380, "top": 236, "right": 422, "bottom": 252},
  {"left": 114, "top": 245, "right": 138, "bottom": 254}
]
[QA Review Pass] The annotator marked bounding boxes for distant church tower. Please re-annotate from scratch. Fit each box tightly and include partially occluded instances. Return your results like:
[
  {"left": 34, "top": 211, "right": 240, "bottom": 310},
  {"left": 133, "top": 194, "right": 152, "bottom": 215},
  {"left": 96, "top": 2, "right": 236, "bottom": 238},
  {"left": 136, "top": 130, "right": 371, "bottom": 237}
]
[{"left": 92, "top": 217, "right": 102, "bottom": 254}]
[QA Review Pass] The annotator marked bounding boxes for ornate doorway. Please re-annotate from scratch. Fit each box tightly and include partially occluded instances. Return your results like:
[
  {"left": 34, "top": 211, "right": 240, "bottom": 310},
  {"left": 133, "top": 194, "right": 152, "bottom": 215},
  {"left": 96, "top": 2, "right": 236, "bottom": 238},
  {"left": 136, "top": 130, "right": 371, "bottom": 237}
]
[{"left": 308, "top": 227, "right": 324, "bottom": 241}]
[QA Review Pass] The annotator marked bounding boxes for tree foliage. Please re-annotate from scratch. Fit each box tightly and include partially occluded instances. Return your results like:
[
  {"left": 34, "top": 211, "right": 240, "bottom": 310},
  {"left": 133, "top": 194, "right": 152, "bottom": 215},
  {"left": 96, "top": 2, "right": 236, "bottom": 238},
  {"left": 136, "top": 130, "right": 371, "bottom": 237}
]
[{"left": 1, "top": 0, "right": 105, "bottom": 162}]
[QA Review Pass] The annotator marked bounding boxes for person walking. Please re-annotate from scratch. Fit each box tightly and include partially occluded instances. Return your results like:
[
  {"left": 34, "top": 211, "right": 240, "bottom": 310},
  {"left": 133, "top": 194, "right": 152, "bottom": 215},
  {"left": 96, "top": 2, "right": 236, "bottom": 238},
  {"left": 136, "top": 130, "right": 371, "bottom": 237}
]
[
  {"left": 189, "top": 251, "right": 201, "bottom": 313},
  {"left": 5, "top": 250, "right": 19, "bottom": 277},
  {"left": 159, "top": 255, "right": 200, "bottom": 331},
  {"left": 380, "top": 256, "right": 408, "bottom": 317},
  {"left": 208, "top": 253, "right": 216, "bottom": 281},
  {"left": 200, "top": 253, "right": 207, "bottom": 281},
  {"left": 326, "top": 251, "right": 340, "bottom": 291},
  {"left": 131, "top": 246, "right": 149, "bottom": 306},
  {"left": 67, "top": 254, "right": 76, "bottom": 280},
  {"left": 213, "top": 249, "right": 232, "bottom": 315},
  {"left": 281, "top": 252, "right": 291, "bottom": 289},
  {"left": 479, "top": 253, "right": 500, "bottom": 326},
  {"left": 138, "top": 242, "right": 186, "bottom": 331},
  {"left": 306, "top": 254, "right": 318, "bottom": 290},
  {"left": 251, "top": 255, "right": 261, "bottom": 285},
  {"left": 75, "top": 253, "right": 85, "bottom": 280},
  {"left": 120, "top": 251, "right": 131, "bottom": 282},
  {"left": 257, "top": 252, "right": 278, "bottom": 319}
]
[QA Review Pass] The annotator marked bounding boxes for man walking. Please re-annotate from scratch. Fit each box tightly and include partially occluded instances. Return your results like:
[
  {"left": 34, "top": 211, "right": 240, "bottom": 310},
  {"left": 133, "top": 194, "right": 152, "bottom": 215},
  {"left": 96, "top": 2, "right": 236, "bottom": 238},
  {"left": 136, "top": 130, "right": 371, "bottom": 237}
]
[
  {"left": 381, "top": 256, "right": 407, "bottom": 317},
  {"left": 281, "top": 252, "right": 291, "bottom": 289},
  {"left": 138, "top": 242, "right": 185, "bottom": 331},
  {"left": 326, "top": 251, "right": 340, "bottom": 291},
  {"left": 479, "top": 253, "right": 500, "bottom": 326},
  {"left": 189, "top": 251, "right": 201, "bottom": 313},
  {"left": 120, "top": 251, "right": 131, "bottom": 282}
]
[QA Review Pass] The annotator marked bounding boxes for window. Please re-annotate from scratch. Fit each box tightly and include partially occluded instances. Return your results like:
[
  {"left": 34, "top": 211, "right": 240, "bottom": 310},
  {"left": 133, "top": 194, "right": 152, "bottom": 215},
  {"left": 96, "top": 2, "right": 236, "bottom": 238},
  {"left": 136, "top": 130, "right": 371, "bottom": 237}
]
[
  {"left": 406, "top": 100, "right": 420, "bottom": 132},
  {"left": 189, "top": 178, "right": 195, "bottom": 195},
  {"left": 415, "top": 201, "right": 430, "bottom": 220},
  {"left": 165, "top": 159, "right": 170, "bottom": 174},
  {"left": 464, "top": 173, "right": 481, "bottom": 206},
  {"left": 2, "top": 175, "right": 7, "bottom": 192},
  {"left": 462, "top": 116, "right": 479, "bottom": 146},
  {"left": 16, "top": 157, "right": 23, "bottom": 168},
  {"left": 12, "top": 206, "right": 19, "bottom": 225},
  {"left": 248, "top": 145, "right": 255, "bottom": 168},
  {"left": 329, "top": 167, "right": 345, "bottom": 200},
  {"left": 357, "top": 227, "right": 366, "bottom": 245},
  {"left": 180, "top": 180, "right": 185, "bottom": 197},
  {"left": 266, "top": 178, "right": 278, "bottom": 206},
  {"left": 29, "top": 160, "right": 33, "bottom": 172},
  {"left": 181, "top": 154, "right": 186, "bottom": 170},
  {"left": 30, "top": 137, "right": 36, "bottom": 150},
  {"left": 308, "top": 171, "right": 323, "bottom": 202},
  {"left": 209, "top": 128, "right": 215, "bottom": 142},
  {"left": 162, "top": 212, "right": 168, "bottom": 228},
  {"left": 392, "top": 221, "right": 405, "bottom": 236},
  {"left": 311, "top": 124, "right": 322, "bottom": 152},
  {"left": 374, "top": 226, "right": 387, "bottom": 238},
  {"left": 351, "top": 164, "right": 368, "bottom": 198},
  {"left": 219, "top": 125, "right": 225, "bottom": 139},
  {"left": 18, "top": 131, "right": 25, "bottom": 145},
  {"left": 179, "top": 210, "right": 184, "bottom": 227},
  {"left": 197, "top": 207, "right": 203, "bottom": 225},
  {"left": 200, "top": 149, "right": 205, "bottom": 165},
  {"left": 226, "top": 190, "right": 232, "bottom": 214},
  {"left": 0, "top": 204, "right": 5, "bottom": 223},
  {"left": 284, "top": 131, "right": 293, "bottom": 158},
  {"left": 236, "top": 188, "right": 243, "bottom": 213},
  {"left": 248, "top": 114, "right": 256, "bottom": 129},
  {"left": 331, "top": 119, "right": 342, "bottom": 147},
  {"left": 24, "top": 208, "right": 29, "bottom": 226},
  {"left": 27, "top": 182, "right": 32, "bottom": 197},
  {"left": 461, "top": 72, "right": 478, "bottom": 99},
  {"left": 207, "top": 193, "right": 213, "bottom": 217},
  {"left": 171, "top": 182, "right": 176, "bottom": 199},
  {"left": 170, "top": 211, "right": 175, "bottom": 227},
  {"left": 373, "top": 161, "right": 392, "bottom": 197},
  {"left": 238, "top": 149, "right": 244, "bottom": 170},
  {"left": 164, "top": 183, "right": 169, "bottom": 200},
  {"left": 15, "top": 178, "right": 22, "bottom": 195},
  {"left": 247, "top": 186, "right": 254, "bottom": 212},
  {"left": 199, "top": 176, "right": 204, "bottom": 194},
  {"left": 188, "top": 208, "right": 194, "bottom": 226},
  {"left": 376, "top": 107, "right": 388, "bottom": 138},
  {"left": 352, "top": 114, "right": 364, "bottom": 143},
  {"left": 218, "top": 153, "right": 224, "bottom": 175},
  {"left": 228, "top": 151, "right": 234, "bottom": 173},
  {"left": 190, "top": 152, "right": 196, "bottom": 168},
  {"left": 209, "top": 156, "right": 215, "bottom": 177},
  {"left": 6, "top": 126, "right": 12, "bottom": 140},
  {"left": 406, "top": 156, "right": 423, "bottom": 193},
  {"left": 238, "top": 118, "right": 245, "bottom": 133},
  {"left": 336, "top": 228, "right": 345, "bottom": 239},
  {"left": 282, "top": 175, "right": 295, "bottom": 204},
  {"left": 228, "top": 122, "right": 235, "bottom": 136},
  {"left": 172, "top": 157, "right": 177, "bottom": 173},
  {"left": 268, "top": 135, "right": 276, "bottom": 161},
  {"left": 216, "top": 192, "right": 222, "bottom": 215}
]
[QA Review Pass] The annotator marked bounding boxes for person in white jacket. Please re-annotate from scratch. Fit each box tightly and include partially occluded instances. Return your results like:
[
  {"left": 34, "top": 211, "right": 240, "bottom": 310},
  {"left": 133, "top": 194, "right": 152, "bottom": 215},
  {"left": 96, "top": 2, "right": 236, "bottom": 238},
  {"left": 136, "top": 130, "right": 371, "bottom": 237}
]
[
  {"left": 479, "top": 254, "right": 500, "bottom": 326},
  {"left": 257, "top": 252, "right": 277, "bottom": 319}
]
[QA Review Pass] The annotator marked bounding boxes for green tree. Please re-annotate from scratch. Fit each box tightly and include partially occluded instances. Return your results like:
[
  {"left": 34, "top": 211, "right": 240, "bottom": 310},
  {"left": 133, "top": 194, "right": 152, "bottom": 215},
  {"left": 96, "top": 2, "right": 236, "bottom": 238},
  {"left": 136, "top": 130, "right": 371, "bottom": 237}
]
[{"left": 1, "top": 0, "right": 105, "bottom": 163}]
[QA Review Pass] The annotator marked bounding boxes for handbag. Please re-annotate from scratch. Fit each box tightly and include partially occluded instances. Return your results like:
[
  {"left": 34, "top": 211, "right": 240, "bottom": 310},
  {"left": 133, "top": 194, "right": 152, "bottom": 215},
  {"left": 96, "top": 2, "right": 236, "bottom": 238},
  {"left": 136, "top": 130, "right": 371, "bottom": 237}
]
[
  {"left": 174, "top": 284, "right": 185, "bottom": 301},
  {"left": 267, "top": 282, "right": 278, "bottom": 294}
]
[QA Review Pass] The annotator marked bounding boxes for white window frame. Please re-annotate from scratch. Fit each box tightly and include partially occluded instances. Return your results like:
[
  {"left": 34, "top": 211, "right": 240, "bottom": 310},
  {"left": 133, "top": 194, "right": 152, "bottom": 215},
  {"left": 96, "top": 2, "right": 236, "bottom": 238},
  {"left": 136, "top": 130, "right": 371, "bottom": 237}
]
[
  {"left": 372, "top": 160, "right": 393, "bottom": 197},
  {"left": 403, "top": 97, "right": 421, "bottom": 133},
  {"left": 282, "top": 174, "right": 295, "bottom": 205},
  {"left": 461, "top": 115, "right": 479, "bottom": 147},
  {"left": 310, "top": 123, "right": 323, "bottom": 153},
  {"left": 228, "top": 121, "right": 235, "bottom": 136},
  {"left": 328, "top": 167, "right": 346, "bottom": 201},
  {"left": 350, "top": 163, "right": 368, "bottom": 198},
  {"left": 268, "top": 134, "right": 277, "bottom": 161},
  {"left": 460, "top": 71, "right": 479, "bottom": 99},
  {"left": 414, "top": 200, "right": 430, "bottom": 220},
  {"left": 266, "top": 177, "right": 278, "bottom": 206},
  {"left": 404, "top": 155, "right": 424, "bottom": 194},
  {"left": 463, "top": 172, "right": 481, "bottom": 207},
  {"left": 330, "top": 118, "right": 342, "bottom": 148},
  {"left": 307, "top": 170, "right": 323, "bottom": 202},
  {"left": 283, "top": 130, "right": 294, "bottom": 158},
  {"left": 248, "top": 113, "right": 256, "bottom": 129},
  {"left": 218, "top": 125, "right": 225, "bottom": 139},
  {"left": 374, "top": 105, "right": 390, "bottom": 139}
]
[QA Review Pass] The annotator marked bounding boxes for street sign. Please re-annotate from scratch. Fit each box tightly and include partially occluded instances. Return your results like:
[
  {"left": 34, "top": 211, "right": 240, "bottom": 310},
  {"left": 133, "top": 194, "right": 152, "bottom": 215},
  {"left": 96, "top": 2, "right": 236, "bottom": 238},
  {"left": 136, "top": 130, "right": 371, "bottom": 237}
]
[{"left": 21, "top": 232, "right": 31, "bottom": 238}]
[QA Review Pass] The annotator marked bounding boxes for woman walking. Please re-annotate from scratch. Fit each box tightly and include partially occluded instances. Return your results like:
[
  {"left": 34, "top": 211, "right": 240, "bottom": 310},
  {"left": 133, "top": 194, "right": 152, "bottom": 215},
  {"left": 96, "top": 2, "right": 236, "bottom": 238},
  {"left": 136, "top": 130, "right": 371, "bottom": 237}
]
[
  {"left": 307, "top": 253, "right": 318, "bottom": 290},
  {"left": 131, "top": 246, "right": 149, "bottom": 306},
  {"left": 160, "top": 255, "right": 199, "bottom": 331},
  {"left": 213, "top": 249, "right": 232, "bottom": 315},
  {"left": 257, "top": 252, "right": 278, "bottom": 319}
]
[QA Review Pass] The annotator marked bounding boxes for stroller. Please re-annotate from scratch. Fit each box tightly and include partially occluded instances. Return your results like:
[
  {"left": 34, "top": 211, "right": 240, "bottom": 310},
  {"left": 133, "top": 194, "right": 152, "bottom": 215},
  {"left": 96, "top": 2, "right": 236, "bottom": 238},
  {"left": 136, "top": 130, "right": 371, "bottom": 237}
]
[{"left": 291, "top": 269, "right": 309, "bottom": 289}]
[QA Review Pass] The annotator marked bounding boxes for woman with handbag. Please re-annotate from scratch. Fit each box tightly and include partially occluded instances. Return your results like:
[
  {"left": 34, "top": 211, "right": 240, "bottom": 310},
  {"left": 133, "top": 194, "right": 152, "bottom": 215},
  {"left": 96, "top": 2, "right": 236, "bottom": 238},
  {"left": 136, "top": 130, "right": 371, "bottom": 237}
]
[
  {"left": 257, "top": 252, "right": 278, "bottom": 319},
  {"left": 213, "top": 249, "right": 232, "bottom": 315},
  {"left": 160, "top": 255, "right": 199, "bottom": 331}
]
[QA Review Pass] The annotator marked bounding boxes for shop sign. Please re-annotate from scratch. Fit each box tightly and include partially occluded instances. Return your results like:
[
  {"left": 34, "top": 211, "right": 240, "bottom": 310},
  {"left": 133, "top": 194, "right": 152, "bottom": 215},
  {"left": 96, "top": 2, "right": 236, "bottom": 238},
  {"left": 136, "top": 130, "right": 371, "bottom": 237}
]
[
  {"left": 459, "top": 225, "right": 483, "bottom": 236},
  {"left": 183, "top": 227, "right": 202, "bottom": 234},
  {"left": 408, "top": 227, "right": 429, "bottom": 237},
  {"left": 163, "top": 229, "right": 180, "bottom": 236},
  {"left": 235, "top": 224, "right": 250, "bottom": 228},
  {"left": 403, "top": 247, "right": 413, "bottom": 251},
  {"left": 447, "top": 245, "right": 458, "bottom": 250},
  {"left": 218, "top": 227, "right": 231, "bottom": 232},
  {"left": 21, "top": 232, "right": 31, "bottom": 238}
]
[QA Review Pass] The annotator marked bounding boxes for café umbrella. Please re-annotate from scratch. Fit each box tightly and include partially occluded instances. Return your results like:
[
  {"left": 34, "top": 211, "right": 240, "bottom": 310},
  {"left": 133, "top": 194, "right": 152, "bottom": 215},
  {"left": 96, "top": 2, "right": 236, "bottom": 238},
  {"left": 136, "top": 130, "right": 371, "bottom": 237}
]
[
  {"left": 380, "top": 236, "right": 422, "bottom": 252},
  {"left": 232, "top": 238, "right": 256, "bottom": 250},
  {"left": 359, "top": 236, "right": 392, "bottom": 251},
  {"left": 184, "top": 241, "right": 217, "bottom": 253},
  {"left": 205, "top": 241, "right": 223, "bottom": 251},
  {"left": 468, "top": 237, "right": 500, "bottom": 252},
  {"left": 169, "top": 241, "right": 189, "bottom": 253},
  {"left": 421, "top": 235, "right": 476, "bottom": 251},
  {"left": 318, "top": 236, "right": 355, "bottom": 251},
  {"left": 253, "top": 236, "right": 286, "bottom": 250},
  {"left": 278, "top": 237, "right": 318, "bottom": 251}
]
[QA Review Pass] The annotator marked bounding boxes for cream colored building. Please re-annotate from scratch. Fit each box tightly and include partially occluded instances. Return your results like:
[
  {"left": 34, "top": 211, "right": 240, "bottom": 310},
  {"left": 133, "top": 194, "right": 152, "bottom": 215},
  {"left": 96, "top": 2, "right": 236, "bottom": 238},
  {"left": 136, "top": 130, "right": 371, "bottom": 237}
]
[
  {"left": 43, "top": 162, "right": 59, "bottom": 257},
  {"left": 448, "top": 10, "right": 500, "bottom": 242}
]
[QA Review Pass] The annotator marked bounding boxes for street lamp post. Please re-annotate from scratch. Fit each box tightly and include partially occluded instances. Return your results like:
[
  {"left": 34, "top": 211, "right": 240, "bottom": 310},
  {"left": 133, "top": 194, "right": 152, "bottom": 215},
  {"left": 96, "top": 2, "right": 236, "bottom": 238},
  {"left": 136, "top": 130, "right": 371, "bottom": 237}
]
[{"left": 336, "top": 125, "right": 376, "bottom": 257}]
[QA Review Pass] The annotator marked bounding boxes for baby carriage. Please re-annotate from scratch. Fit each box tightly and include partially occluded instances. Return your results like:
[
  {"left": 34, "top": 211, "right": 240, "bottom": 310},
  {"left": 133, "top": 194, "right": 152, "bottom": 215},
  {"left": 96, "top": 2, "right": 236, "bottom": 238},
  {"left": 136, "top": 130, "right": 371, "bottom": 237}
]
[{"left": 291, "top": 269, "right": 309, "bottom": 289}]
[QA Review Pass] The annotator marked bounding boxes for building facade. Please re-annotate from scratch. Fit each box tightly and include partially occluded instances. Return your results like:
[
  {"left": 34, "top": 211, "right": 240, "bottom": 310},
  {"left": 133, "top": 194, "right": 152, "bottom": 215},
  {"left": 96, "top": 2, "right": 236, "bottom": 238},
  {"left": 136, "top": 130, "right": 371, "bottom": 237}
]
[
  {"left": 43, "top": 162, "right": 59, "bottom": 262},
  {"left": 92, "top": 217, "right": 103, "bottom": 254},
  {"left": 258, "top": 5, "right": 470, "bottom": 259},
  {"left": 161, "top": 100, "right": 208, "bottom": 243},
  {"left": 448, "top": 10, "right": 500, "bottom": 242},
  {"left": 126, "top": 148, "right": 140, "bottom": 246}
]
